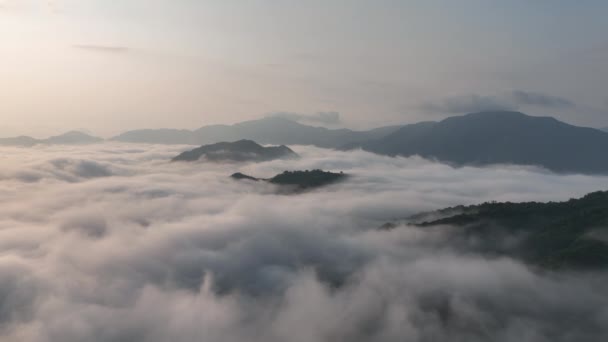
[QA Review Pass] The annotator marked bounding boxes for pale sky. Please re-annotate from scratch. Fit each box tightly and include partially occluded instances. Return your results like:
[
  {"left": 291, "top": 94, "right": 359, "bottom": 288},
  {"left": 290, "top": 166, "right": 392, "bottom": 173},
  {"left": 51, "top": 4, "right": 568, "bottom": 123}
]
[{"left": 1, "top": 0, "right": 607, "bottom": 137}]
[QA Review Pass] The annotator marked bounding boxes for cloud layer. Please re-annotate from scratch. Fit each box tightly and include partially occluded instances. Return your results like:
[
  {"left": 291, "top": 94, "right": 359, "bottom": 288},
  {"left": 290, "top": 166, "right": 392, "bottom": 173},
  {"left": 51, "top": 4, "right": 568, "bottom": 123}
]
[
  {"left": 0, "top": 143, "right": 606, "bottom": 341},
  {"left": 421, "top": 91, "right": 575, "bottom": 114}
]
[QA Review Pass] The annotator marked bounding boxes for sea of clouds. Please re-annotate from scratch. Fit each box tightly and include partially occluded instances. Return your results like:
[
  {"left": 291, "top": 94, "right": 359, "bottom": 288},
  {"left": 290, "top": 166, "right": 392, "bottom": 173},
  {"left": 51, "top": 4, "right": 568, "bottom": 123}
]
[{"left": 0, "top": 143, "right": 607, "bottom": 342}]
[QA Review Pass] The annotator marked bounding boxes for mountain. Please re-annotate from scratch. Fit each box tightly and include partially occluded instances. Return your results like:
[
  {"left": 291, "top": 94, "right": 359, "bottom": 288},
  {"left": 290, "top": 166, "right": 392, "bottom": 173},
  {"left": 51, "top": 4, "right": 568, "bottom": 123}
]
[
  {"left": 231, "top": 169, "right": 348, "bottom": 191},
  {"left": 109, "top": 128, "right": 196, "bottom": 145},
  {"left": 230, "top": 172, "right": 260, "bottom": 181},
  {"left": 354, "top": 111, "right": 608, "bottom": 174},
  {"left": 268, "top": 170, "right": 347, "bottom": 189},
  {"left": 0, "top": 136, "right": 40, "bottom": 147},
  {"left": 42, "top": 131, "right": 104, "bottom": 145},
  {"left": 601, "top": 127, "right": 608, "bottom": 133},
  {"left": 0, "top": 131, "right": 104, "bottom": 146},
  {"left": 172, "top": 140, "right": 299, "bottom": 162},
  {"left": 397, "top": 191, "right": 608, "bottom": 270},
  {"left": 112, "top": 117, "right": 402, "bottom": 148}
]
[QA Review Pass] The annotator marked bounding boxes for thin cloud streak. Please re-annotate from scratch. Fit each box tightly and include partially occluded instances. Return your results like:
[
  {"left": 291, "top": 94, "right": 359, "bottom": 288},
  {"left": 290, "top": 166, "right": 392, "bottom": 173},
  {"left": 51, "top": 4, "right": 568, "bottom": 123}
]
[
  {"left": 72, "top": 44, "right": 130, "bottom": 53},
  {"left": 420, "top": 90, "right": 576, "bottom": 114}
]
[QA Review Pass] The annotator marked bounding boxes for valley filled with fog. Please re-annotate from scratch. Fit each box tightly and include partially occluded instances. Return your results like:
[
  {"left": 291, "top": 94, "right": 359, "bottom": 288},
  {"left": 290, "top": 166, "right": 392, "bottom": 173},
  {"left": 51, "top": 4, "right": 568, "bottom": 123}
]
[{"left": 0, "top": 143, "right": 607, "bottom": 341}]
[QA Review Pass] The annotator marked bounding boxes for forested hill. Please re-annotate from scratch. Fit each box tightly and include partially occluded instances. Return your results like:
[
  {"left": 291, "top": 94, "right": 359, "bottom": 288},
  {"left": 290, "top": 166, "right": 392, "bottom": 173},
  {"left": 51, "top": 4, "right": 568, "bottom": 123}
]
[{"left": 403, "top": 191, "right": 608, "bottom": 269}]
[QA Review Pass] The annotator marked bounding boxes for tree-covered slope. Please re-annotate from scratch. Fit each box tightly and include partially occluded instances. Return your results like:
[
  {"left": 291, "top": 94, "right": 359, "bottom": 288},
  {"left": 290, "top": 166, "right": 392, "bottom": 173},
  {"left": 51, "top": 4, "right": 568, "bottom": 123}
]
[
  {"left": 406, "top": 191, "right": 608, "bottom": 269},
  {"left": 231, "top": 169, "right": 348, "bottom": 191}
]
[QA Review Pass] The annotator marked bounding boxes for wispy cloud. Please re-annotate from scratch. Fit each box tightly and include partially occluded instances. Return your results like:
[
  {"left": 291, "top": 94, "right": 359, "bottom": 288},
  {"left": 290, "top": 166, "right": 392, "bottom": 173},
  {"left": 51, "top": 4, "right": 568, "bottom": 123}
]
[
  {"left": 72, "top": 44, "right": 130, "bottom": 54},
  {"left": 0, "top": 0, "right": 60, "bottom": 13},
  {"left": 511, "top": 90, "right": 574, "bottom": 108},
  {"left": 0, "top": 0, "right": 24, "bottom": 12},
  {"left": 420, "top": 94, "right": 515, "bottom": 114},
  {"left": 421, "top": 90, "right": 576, "bottom": 114}
]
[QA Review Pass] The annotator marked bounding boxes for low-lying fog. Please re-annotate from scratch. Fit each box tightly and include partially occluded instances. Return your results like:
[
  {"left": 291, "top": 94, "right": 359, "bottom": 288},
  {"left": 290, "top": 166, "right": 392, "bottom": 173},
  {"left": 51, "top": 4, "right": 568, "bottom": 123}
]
[{"left": 0, "top": 144, "right": 606, "bottom": 341}]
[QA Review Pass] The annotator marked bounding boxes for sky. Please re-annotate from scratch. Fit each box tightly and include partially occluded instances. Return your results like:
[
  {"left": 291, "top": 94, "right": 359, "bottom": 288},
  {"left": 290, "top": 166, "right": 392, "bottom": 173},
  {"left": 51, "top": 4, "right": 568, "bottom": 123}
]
[{"left": 1, "top": 0, "right": 608, "bottom": 137}]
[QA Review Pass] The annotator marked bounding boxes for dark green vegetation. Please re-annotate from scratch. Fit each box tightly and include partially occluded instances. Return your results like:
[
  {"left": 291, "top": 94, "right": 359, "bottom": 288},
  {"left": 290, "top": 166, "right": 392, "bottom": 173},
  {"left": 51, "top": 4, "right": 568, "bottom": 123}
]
[
  {"left": 405, "top": 191, "right": 608, "bottom": 269},
  {"left": 0, "top": 131, "right": 104, "bottom": 147},
  {"left": 112, "top": 116, "right": 401, "bottom": 148},
  {"left": 352, "top": 111, "right": 608, "bottom": 174},
  {"left": 230, "top": 172, "right": 259, "bottom": 181},
  {"left": 231, "top": 169, "right": 348, "bottom": 191},
  {"left": 172, "top": 140, "right": 298, "bottom": 162},
  {"left": 268, "top": 170, "right": 347, "bottom": 189}
]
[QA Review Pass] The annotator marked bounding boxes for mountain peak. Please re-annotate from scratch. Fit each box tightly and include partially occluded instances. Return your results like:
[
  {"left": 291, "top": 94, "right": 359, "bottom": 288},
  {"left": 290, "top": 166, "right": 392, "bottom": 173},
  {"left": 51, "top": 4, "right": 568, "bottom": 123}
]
[
  {"left": 44, "top": 131, "right": 104, "bottom": 144},
  {"left": 112, "top": 117, "right": 402, "bottom": 147},
  {"left": 359, "top": 111, "right": 608, "bottom": 174},
  {"left": 231, "top": 169, "right": 348, "bottom": 192},
  {"left": 52, "top": 131, "right": 95, "bottom": 138},
  {"left": 172, "top": 140, "right": 299, "bottom": 162}
]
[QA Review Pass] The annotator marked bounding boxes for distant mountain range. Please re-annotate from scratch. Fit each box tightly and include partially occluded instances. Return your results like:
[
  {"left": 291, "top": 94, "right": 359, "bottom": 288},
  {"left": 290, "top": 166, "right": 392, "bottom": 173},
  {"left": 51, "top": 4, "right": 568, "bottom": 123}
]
[
  {"left": 231, "top": 169, "right": 348, "bottom": 191},
  {"left": 4, "top": 112, "right": 608, "bottom": 174},
  {"left": 349, "top": 111, "right": 608, "bottom": 174},
  {"left": 0, "top": 131, "right": 103, "bottom": 147},
  {"left": 394, "top": 190, "right": 608, "bottom": 269},
  {"left": 172, "top": 140, "right": 298, "bottom": 162},
  {"left": 116, "top": 112, "right": 608, "bottom": 174},
  {"left": 112, "top": 117, "right": 402, "bottom": 148}
]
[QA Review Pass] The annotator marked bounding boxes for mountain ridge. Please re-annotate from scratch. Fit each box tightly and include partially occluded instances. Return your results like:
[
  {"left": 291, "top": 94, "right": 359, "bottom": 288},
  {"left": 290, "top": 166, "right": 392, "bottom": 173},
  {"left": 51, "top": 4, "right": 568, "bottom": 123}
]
[
  {"left": 352, "top": 111, "right": 608, "bottom": 174},
  {"left": 0, "top": 131, "right": 104, "bottom": 146},
  {"left": 231, "top": 169, "right": 348, "bottom": 191},
  {"left": 172, "top": 139, "right": 299, "bottom": 162},
  {"left": 112, "top": 117, "right": 402, "bottom": 148}
]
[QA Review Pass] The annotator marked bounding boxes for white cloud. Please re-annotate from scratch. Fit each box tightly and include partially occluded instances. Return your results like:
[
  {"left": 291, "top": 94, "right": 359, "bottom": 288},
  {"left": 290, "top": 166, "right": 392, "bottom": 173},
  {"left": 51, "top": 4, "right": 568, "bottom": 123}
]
[{"left": 0, "top": 143, "right": 606, "bottom": 341}]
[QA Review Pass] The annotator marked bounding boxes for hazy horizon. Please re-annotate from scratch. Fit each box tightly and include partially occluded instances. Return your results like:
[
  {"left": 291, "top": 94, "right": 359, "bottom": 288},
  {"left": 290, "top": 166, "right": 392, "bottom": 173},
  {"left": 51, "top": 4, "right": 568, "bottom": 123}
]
[
  {"left": 2, "top": 2, "right": 608, "bottom": 341},
  {"left": 3, "top": 109, "right": 608, "bottom": 141},
  {"left": 2, "top": 1, "right": 608, "bottom": 137}
]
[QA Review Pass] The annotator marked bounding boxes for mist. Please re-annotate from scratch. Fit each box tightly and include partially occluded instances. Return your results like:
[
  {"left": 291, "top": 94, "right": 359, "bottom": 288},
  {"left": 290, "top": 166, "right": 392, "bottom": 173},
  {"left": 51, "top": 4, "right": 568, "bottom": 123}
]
[{"left": 0, "top": 143, "right": 606, "bottom": 341}]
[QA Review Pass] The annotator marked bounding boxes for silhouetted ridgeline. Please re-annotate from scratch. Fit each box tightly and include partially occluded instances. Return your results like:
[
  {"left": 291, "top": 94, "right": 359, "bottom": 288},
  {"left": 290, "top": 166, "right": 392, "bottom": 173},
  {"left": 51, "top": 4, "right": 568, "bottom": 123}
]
[
  {"left": 0, "top": 131, "right": 103, "bottom": 146},
  {"left": 172, "top": 140, "right": 298, "bottom": 162},
  {"left": 230, "top": 172, "right": 259, "bottom": 181},
  {"left": 7, "top": 112, "right": 608, "bottom": 175},
  {"left": 396, "top": 191, "right": 608, "bottom": 269},
  {"left": 112, "top": 116, "right": 401, "bottom": 148},
  {"left": 231, "top": 169, "right": 348, "bottom": 191},
  {"left": 269, "top": 170, "right": 347, "bottom": 188},
  {"left": 350, "top": 111, "right": 608, "bottom": 174}
]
